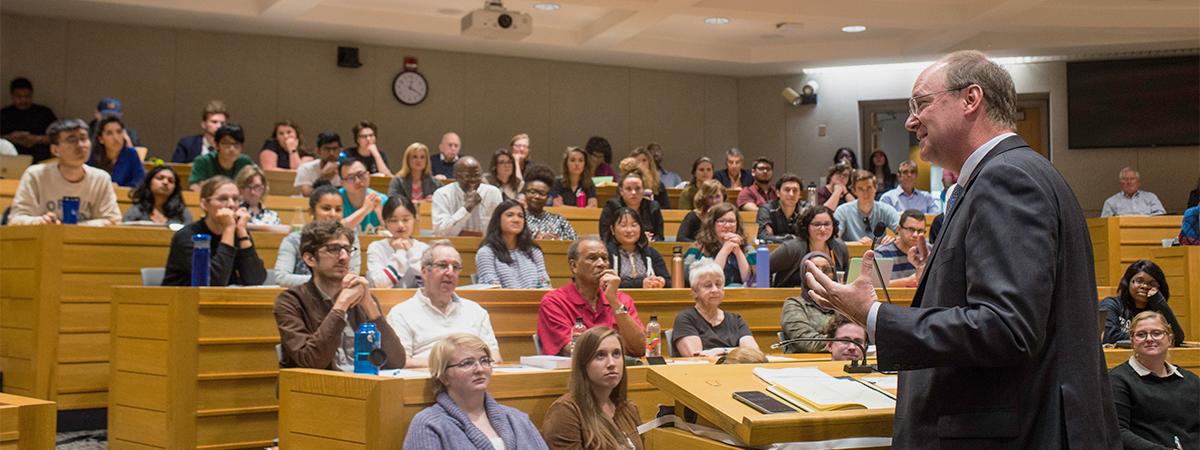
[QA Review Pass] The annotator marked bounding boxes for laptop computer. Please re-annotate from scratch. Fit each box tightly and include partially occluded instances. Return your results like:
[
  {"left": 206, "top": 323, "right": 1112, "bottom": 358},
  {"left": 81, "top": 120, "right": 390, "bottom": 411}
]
[
  {"left": 0, "top": 154, "right": 32, "bottom": 180},
  {"left": 846, "top": 256, "right": 895, "bottom": 288}
]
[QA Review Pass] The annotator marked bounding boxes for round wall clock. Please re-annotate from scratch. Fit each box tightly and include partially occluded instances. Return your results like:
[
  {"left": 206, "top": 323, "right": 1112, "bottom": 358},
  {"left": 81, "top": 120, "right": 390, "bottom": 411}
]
[{"left": 392, "top": 70, "right": 428, "bottom": 105}]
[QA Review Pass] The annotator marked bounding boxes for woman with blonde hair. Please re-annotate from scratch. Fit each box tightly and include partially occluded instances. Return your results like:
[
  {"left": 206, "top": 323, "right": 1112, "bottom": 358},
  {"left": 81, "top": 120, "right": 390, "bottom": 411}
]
[
  {"left": 629, "top": 147, "right": 670, "bottom": 209},
  {"left": 510, "top": 133, "right": 532, "bottom": 181},
  {"left": 235, "top": 165, "right": 280, "bottom": 225},
  {"left": 552, "top": 146, "right": 597, "bottom": 207},
  {"left": 388, "top": 142, "right": 440, "bottom": 202},
  {"left": 676, "top": 179, "right": 725, "bottom": 242},
  {"left": 1108, "top": 311, "right": 1199, "bottom": 448},
  {"left": 542, "top": 327, "right": 642, "bottom": 450},
  {"left": 404, "top": 334, "right": 547, "bottom": 450}
]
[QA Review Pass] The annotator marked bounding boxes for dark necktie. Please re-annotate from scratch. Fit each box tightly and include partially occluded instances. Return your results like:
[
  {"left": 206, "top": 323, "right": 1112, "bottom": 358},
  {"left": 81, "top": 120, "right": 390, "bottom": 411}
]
[{"left": 945, "top": 185, "right": 964, "bottom": 217}]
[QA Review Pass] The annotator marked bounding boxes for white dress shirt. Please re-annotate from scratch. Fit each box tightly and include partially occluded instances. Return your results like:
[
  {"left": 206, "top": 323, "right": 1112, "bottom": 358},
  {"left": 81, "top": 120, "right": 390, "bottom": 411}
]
[
  {"left": 385, "top": 289, "right": 502, "bottom": 362},
  {"left": 431, "top": 182, "right": 503, "bottom": 236}
]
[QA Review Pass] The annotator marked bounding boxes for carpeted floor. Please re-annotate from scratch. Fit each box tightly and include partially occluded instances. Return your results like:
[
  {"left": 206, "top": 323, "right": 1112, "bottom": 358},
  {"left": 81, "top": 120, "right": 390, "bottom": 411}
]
[{"left": 56, "top": 430, "right": 106, "bottom": 449}]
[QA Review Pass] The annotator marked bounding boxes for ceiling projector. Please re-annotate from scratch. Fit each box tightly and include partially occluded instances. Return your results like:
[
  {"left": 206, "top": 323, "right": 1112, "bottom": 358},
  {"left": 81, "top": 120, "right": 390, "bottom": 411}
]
[{"left": 462, "top": 0, "right": 532, "bottom": 40}]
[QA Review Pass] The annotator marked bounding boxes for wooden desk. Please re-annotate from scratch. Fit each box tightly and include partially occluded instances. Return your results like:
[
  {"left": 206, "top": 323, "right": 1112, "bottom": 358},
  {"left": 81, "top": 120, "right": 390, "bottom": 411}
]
[
  {"left": 108, "top": 284, "right": 830, "bottom": 448},
  {"left": 141, "top": 162, "right": 191, "bottom": 186},
  {"left": 1150, "top": 246, "right": 1199, "bottom": 340},
  {"left": 647, "top": 361, "right": 895, "bottom": 446},
  {"left": 1087, "top": 216, "right": 1183, "bottom": 285},
  {"left": 0, "top": 393, "right": 55, "bottom": 450}
]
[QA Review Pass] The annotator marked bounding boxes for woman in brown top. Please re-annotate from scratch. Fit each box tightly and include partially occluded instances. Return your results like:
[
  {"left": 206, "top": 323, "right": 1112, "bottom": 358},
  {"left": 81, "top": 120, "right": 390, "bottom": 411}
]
[{"left": 542, "top": 327, "right": 642, "bottom": 450}]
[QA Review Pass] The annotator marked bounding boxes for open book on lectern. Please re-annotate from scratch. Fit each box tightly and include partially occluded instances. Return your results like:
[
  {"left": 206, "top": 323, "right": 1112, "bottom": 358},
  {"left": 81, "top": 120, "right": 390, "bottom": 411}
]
[{"left": 753, "top": 366, "right": 896, "bottom": 412}]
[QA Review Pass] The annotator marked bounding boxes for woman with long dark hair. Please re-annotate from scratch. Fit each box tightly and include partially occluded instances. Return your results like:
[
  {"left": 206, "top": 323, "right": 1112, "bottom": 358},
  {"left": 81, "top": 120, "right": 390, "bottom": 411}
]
[
  {"left": 602, "top": 207, "right": 670, "bottom": 289},
  {"left": 864, "top": 150, "right": 897, "bottom": 197},
  {"left": 89, "top": 115, "right": 145, "bottom": 187},
  {"left": 123, "top": 165, "right": 192, "bottom": 225},
  {"left": 769, "top": 205, "right": 849, "bottom": 287},
  {"left": 1100, "top": 260, "right": 1185, "bottom": 346},
  {"left": 475, "top": 199, "right": 550, "bottom": 288},
  {"left": 486, "top": 148, "right": 524, "bottom": 201},
  {"left": 678, "top": 157, "right": 715, "bottom": 211},
  {"left": 542, "top": 327, "right": 642, "bottom": 450},
  {"left": 552, "top": 146, "right": 597, "bottom": 207}
]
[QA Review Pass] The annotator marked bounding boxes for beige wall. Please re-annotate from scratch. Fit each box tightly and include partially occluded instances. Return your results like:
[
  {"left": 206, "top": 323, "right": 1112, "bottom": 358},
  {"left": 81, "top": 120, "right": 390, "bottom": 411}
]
[
  {"left": 739, "top": 62, "right": 1200, "bottom": 216},
  {"left": 0, "top": 13, "right": 738, "bottom": 178}
]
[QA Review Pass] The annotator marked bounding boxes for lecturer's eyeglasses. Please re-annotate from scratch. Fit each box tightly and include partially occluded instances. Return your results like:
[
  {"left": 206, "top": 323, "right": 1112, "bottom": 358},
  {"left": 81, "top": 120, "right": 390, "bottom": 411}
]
[{"left": 909, "top": 85, "right": 970, "bottom": 115}]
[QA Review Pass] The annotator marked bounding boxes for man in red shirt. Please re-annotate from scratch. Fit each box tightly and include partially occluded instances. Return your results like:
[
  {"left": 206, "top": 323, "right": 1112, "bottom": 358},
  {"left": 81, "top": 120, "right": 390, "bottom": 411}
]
[
  {"left": 537, "top": 237, "right": 646, "bottom": 356},
  {"left": 736, "top": 158, "right": 779, "bottom": 211}
]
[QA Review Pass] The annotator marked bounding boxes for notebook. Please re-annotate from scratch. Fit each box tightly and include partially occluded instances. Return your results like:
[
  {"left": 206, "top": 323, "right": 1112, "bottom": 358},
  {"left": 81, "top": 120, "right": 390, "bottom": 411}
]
[{"left": 754, "top": 366, "right": 895, "bottom": 412}]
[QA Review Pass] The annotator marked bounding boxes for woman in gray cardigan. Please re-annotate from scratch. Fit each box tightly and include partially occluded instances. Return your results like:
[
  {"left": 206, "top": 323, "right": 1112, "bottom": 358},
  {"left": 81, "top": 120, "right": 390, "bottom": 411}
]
[{"left": 404, "top": 334, "right": 547, "bottom": 450}]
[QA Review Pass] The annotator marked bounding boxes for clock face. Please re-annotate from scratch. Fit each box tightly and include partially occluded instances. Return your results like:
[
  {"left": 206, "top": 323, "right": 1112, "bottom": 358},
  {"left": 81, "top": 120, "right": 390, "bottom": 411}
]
[{"left": 393, "top": 71, "right": 428, "bottom": 105}]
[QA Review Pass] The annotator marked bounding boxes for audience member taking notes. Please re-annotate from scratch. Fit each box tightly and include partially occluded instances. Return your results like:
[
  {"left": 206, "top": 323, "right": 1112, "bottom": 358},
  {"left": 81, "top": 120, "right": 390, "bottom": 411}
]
[
  {"left": 432, "top": 156, "right": 503, "bottom": 237},
  {"left": 672, "top": 259, "right": 758, "bottom": 358},
  {"left": 366, "top": 195, "right": 428, "bottom": 288},
  {"left": 274, "top": 220, "right": 405, "bottom": 371},
  {"left": 7, "top": 118, "right": 121, "bottom": 226},
  {"left": 163, "top": 176, "right": 267, "bottom": 286},
  {"left": 274, "top": 185, "right": 362, "bottom": 287},
  {"left": 386, "top": 241, "right": 501, "bottom": 368},
  {"left": 1102, "top": 167, "right": 1166, "bottom": 217},
  {"left": 541, "top": 327, "right": 643, "bottom": 450},
  {"left": 403, "top": 334, "right": 546, "bottom": 450},
  {"left": 537, "top": 238, "right": 645, "bottom": 357}
]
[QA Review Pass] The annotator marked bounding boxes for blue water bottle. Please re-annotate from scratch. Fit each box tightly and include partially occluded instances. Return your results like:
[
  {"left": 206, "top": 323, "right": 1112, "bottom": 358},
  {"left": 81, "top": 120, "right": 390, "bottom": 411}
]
[
  {"left": 354, "top": 322, "right": 380, "bottom": 375},
  {"left": 755, "top": 241, "right": 770, "bottom": 288},
  {"left": 191, "top": 234, "right": 211, "bottom": 287}
]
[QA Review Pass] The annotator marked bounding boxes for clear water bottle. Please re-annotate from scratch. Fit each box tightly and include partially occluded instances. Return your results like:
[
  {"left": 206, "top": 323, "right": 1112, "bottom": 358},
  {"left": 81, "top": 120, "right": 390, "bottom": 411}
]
[
  {"left": 755, "top": 241, "right": 770, "bottom": 288},
  {"left": 191, "top": 234, "right": 211, "bottom": 287},
  {"left": 806, "top": 182, "right": 818, "bottom": 206},
  {"left": 645, "top": 316, "right": 662, "bottom": 357},
  {"left": 354, "top": 322, "right": 380, "bottom": 375},
  {"left": 569, "top": 317, "right": 586, "bottom": 356}
]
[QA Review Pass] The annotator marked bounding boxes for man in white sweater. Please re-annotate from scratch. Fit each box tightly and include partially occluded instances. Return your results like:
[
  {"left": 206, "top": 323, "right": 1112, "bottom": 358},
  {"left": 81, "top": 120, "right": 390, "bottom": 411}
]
[{"left": 8, "top": 119, "right": 120, "bottom": 225}]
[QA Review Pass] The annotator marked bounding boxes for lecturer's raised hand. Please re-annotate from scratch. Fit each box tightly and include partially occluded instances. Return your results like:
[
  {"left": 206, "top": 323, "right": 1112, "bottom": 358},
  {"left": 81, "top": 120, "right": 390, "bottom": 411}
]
[{"left": 804, "top": 250, "right": 880, "bottom": 326}]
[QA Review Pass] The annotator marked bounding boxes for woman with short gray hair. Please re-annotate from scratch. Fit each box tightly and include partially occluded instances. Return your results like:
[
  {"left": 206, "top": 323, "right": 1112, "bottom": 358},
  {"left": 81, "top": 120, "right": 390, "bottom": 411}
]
[{"left": 671, "top": 259, "right": 758, "bottom": 357}]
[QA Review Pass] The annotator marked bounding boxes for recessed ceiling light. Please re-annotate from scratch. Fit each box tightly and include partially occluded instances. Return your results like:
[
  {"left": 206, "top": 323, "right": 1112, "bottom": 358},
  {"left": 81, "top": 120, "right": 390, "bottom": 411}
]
[
  {"left": 704, "top": 17, "right": 730, "bottom": 25},
  {"left": 842, "top": 25, "right": 867, "bottom": 33},
  {"left": 533, "top": 3, "right": 560, "bottom": 11}
]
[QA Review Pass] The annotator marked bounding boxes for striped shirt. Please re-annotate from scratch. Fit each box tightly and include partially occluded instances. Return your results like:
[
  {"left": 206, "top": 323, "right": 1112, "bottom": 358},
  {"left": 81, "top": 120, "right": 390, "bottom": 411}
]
[
  {"left": 873, "top": 240, "right": 931, "bottom": 280},
  {"left": 474, "top": 245, "right": 551, "bottom": 288}
]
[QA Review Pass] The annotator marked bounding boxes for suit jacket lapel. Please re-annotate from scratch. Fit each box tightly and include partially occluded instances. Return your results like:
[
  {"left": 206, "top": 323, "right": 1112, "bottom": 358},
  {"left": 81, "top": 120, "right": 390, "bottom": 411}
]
[{"left": 910, "top": 135, "right": 1030, "bottom": 308}]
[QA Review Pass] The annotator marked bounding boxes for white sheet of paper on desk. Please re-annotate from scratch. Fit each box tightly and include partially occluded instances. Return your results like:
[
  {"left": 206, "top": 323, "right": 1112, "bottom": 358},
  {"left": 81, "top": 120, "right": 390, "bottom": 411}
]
[
  {"left": 666, "top": 359, "right": 709, "bottom": 365},
  {"left": 493, "top": 366, "right": 554, "bottom": 373},
  {"left": 753, "top": 367, "right": 894, "bottom": 409},
  {"left": 861, "top": 376, "right": 898, "bottom": 389},
  {"left": 379, "top": 369, "right": 431, "bottom": 378},
  {"left": 766, "top": 355, "right": 799, "bottom": 362}
]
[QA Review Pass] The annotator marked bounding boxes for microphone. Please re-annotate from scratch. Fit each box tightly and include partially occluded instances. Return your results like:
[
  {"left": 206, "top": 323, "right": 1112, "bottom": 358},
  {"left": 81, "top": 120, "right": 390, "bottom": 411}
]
[
  {"left": 870, "top": 223, "right": 893, "bottom": 304},
  {"left": 770, "top": 337, "right": 874, "bottom": 373}
]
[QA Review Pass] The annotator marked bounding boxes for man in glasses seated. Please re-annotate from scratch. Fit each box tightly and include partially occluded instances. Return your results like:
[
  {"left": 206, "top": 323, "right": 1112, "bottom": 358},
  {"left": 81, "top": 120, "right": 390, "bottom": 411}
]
[
  {"left": 880, "top": 160, "right": 941, "bottom": 215},
  {"left": 874, "top": 209, "right": 932, "bottom": 288},
  {"left": 274, "top": 219, "right": 406, "bottom": 371},
  {"left": 386, "top": 240, "right": 502, "bottom": 368}
]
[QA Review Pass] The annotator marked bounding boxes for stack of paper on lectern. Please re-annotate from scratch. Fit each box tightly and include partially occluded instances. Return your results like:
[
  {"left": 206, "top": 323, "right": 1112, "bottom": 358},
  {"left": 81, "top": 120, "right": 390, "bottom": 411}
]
[{"left": 753, "top": 367, "right": 895, "bottom": 412}]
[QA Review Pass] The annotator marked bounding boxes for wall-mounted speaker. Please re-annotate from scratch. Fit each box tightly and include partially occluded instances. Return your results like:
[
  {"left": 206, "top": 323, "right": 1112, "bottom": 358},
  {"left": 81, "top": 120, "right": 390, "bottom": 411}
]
[{"left": 337, "top": 46, "right": 362, "bottom": 68}]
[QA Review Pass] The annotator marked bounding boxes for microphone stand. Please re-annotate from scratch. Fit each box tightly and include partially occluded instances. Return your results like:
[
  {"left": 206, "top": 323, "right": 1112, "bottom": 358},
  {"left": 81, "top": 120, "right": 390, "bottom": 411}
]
[
  {"left": 771, "top": 337, "right": 874, "bottom": 373},
  {"left": 870, "top": 224, "right": 893, "bottom": 304}
]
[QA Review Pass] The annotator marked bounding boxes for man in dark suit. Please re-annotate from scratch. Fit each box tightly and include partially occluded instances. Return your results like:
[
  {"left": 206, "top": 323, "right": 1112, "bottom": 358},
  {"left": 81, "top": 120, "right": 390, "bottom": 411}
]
[
  {"left": 172, "top": 100, "right": 227, "bottom": 163},
  {"left": 804, "top": 50, "right": 1119, "bottom": 448}
]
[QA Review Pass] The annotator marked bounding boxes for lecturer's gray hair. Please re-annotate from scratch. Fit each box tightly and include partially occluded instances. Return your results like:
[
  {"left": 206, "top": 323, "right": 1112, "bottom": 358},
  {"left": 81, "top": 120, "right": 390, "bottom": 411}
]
[
  {"left": 688, "top": 258, "right": 725, "bottom": 288},
  {"left": 938, "top": 50, "right": 1017, "bottom": 130}
]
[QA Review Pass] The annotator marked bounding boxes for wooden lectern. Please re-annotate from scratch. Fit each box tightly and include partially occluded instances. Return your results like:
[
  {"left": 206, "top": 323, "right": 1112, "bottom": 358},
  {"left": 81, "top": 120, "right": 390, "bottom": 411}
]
[{"left": 644, "top": 361, "right": 896, "bottom": 448}]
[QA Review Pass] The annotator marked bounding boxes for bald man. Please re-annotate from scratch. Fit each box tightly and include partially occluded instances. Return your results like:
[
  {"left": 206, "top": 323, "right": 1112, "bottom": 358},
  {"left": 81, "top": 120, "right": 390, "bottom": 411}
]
[
  {"left": 430, "top": 132, "right": 461, "bottom": 181},
  {"left": 430, "top": 156, "right": 502, "bottom": 237}
]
